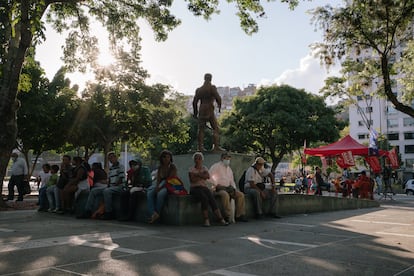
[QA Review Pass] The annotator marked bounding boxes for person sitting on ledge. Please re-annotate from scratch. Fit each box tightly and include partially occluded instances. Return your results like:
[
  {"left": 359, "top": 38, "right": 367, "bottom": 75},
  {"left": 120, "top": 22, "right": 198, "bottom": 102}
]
[
  {"left": 189, "top": 152, "right": 229, "bottom": 227},
  {"left": 146, "top": 150, "right": 176, "bottom": 224},
  {"left": 120, "top": 158, "right": 152, "bottom": 221},
  {"left": 244, "top": 157, "right": 280, "bottom": 219},
  {"left": 209, "top": 152, "right": 248, "bottom": 223}
]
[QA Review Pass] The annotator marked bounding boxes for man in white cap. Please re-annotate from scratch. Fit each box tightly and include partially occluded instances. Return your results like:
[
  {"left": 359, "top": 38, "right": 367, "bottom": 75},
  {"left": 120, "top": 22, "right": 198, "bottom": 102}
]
[
  {"left": 244, "top": 157, "right": 280, "bottom": 219},
  {"left": 7, "top": 152, "right": 28, "bottom": 201},
  {"left": 209, "top": 152, "right": 248, "bottom": 222}
]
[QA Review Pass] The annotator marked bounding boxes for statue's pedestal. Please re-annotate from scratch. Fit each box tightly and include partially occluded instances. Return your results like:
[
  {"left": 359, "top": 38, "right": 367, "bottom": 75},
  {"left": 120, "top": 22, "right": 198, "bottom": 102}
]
[{"left": 173, "top": 152, "right": 255, "bottom": 191}]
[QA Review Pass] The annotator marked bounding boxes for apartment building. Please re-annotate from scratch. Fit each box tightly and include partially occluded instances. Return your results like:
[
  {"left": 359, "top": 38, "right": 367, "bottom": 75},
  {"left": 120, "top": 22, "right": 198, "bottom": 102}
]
[{"left": 349, "top": 93, "right": 414, "bottom": 172}]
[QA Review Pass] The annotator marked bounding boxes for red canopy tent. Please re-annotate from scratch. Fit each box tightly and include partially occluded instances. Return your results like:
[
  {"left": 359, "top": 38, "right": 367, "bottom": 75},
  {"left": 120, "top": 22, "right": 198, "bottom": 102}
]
[{"left": 304, "top": 135, "right": 369, "bottom": 157}]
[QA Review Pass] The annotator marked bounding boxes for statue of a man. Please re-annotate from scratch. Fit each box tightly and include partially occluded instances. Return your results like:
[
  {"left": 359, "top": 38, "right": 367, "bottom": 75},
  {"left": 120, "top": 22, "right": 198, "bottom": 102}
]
[{"left": 192, "top": 73, "right": 224, "bottom": 152}]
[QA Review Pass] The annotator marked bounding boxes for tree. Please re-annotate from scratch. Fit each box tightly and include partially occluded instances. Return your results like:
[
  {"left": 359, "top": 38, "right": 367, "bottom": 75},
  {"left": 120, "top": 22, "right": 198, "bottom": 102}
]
[
  {"left": 311, "top": 0, "right": 414, "bottom": 118},
  {"left": 221, "top": 85, "right": 342, "bottom": 170},
  {"left": 17, "top": 61, "right": 79, "bottom": 177},
  {"left": 0, "top": 0, "right": 303, "bottom": 204}
]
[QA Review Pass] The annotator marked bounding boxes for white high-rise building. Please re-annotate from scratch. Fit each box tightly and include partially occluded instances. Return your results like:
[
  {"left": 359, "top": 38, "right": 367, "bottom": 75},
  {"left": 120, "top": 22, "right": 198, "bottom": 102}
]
[{"left": 349, "top": 86, "right": 414, "bottom": 175}]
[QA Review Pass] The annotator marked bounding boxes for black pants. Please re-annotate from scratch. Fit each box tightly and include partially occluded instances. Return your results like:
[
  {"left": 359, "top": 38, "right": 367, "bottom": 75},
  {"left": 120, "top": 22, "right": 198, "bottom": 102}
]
[
  {"left": 8, "top": 175, "right": 25, "bottom": 200},
  {"left": 190, "top": 186, "right": 219, "bottom": 212},
  {"left": 120, "top": 190, "right": 146, "bottom": 220}
]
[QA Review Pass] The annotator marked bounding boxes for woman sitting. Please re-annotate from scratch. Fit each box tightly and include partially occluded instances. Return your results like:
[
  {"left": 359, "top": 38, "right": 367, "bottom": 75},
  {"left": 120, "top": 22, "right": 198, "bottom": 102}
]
[
  {"left": 147, "top": 150, "right": 176, "bottom": 224},
  {"left": 189, "top": 152, "right": 228, "bottom": 227}
]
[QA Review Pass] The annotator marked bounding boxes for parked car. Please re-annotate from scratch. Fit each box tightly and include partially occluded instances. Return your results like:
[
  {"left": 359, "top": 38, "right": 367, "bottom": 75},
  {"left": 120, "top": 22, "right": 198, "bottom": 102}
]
[{"left": 404, "top": 179, "right": 414, "bottom": 195}]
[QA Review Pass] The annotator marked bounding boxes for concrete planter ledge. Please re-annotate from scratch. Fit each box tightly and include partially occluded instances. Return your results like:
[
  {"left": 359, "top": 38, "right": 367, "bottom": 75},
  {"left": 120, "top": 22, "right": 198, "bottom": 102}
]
[{"left": 74, "top": 191, "right": 380, "bottom": 225}]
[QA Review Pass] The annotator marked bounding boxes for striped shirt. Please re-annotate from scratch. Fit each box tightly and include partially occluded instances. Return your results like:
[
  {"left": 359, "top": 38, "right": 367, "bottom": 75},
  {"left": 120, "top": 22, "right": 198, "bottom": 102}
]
[{"left": 108, "top": 162, "right": 125, "bottom": 186}]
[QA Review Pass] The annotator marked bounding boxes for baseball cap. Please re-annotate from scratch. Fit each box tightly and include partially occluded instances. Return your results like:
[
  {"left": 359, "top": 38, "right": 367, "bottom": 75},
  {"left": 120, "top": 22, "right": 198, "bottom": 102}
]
[{"left": 255, "top": 157, "right": 265, "bottom": 164}]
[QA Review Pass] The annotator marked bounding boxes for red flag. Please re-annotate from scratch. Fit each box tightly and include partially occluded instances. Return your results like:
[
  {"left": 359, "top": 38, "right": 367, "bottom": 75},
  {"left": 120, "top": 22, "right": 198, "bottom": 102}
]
[
  {"left": 388, "top": 148, "right": 399, "bottom": 169},
  {"left": 341, "top": 151, "right": 355, "bottom": 167},
  {"left": 336, "top": 155, "right": 346, "bottom": 168},
  {"left": 365, "top": 156, "right": 382, "bottom": 173}
]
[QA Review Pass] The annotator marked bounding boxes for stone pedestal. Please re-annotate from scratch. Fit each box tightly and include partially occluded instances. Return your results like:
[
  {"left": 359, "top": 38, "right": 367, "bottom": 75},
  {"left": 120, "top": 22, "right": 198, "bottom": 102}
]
[{"left": 173, "top": 152, "right": 255, "bottom": 191}]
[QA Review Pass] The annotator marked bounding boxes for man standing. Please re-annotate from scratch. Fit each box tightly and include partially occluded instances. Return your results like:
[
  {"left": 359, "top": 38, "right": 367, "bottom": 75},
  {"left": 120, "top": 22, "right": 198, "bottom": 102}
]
[
  {"left": 314, "top": 167, "right": 324, "bottom": 196},
  {"left": 7, "top": 152, "right": 28, "bottom": 201},
  {"left": 192, "top": 73, "right": 224, "bottom": 152},
  {"left": 209, "top": 152, "right": 248, "bottom": 223}
]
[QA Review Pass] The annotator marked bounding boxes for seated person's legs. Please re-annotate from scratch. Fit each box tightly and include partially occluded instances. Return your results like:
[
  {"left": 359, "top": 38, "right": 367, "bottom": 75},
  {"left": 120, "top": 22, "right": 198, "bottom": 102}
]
[
  {"left": 102, "top": 185, "right": 122, "bottom": 219},
  {"left": 215, "top": 189, "right": 231, "bottom": 220},
  {"left": 234, "top": 190, "right": 247, "bottom": 220},
  {"left": 245, "top": 187, "right": 263, "bottom": 217},
  {"left": 155, "top": 187, "right": 168, "bottom": 215}
]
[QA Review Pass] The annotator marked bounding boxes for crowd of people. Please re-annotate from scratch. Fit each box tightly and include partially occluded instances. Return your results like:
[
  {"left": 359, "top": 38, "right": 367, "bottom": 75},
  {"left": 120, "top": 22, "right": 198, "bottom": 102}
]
[
  {"left": 293, "top": 166, "right": 395, "bottom": 200},
  {"left": 5, "top": 150, "right": 283, "bottom": 226},
  {"left": 9, "top": 149, "right": 389, "bottom": 226}
]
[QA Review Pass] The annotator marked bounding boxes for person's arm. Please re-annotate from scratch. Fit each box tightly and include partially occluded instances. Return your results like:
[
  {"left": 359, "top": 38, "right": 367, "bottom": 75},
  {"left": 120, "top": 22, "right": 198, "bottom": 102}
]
[
  {"left": 142, "top": 167, "right": 152, "bottom": 187},
  {"left": 192, "top": 91, "right": 199, "bottom": 118},
  {"left": 70, "top": 167, "right": 85, "bottom": 186},
  {"left": 189, "top": 166, "right": 209, "bottom": 183}
]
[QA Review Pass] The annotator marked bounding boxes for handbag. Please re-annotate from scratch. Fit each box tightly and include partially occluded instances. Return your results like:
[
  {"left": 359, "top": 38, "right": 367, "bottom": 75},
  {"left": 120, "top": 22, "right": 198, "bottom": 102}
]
[
  {"left": 165, "top": 176, "right": 188, "bottom": 195},
  {"left": 256, "top": 183, "right": 266, "bottom": 191},
  {"left": 22, "top": 180, "right": 31, "bottom": 195}
]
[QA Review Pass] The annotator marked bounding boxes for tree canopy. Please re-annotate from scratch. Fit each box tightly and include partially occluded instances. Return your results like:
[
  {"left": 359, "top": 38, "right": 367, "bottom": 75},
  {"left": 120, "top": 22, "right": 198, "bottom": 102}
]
[
  {"left": 221, "top": 85, "right": 343, "bottom": 170},
  {"left": 0, "top": 0, "right": 306, "bottom": 203},
  {"left": 311, "top": 0, "right": 414, "bottom": 118}
]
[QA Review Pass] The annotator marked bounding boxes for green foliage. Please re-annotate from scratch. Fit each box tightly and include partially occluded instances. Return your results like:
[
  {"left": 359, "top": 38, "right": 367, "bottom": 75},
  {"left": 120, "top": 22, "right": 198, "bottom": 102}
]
[
  {"left": 221, "top": 85, "right": 342, "bottom": 170},
  {"left": 311, "top": 0, "right": 414, "bottom": 117},
  {"left": 16, "top": 59, "right": 80, "bottom": 174}
]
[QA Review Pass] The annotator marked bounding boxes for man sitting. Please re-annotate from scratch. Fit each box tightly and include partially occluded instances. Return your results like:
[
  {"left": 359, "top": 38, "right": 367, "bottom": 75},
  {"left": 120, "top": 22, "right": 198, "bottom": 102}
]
[
  {"left": 244, "top": 157, "right": 280, "bottom": 219},
  {"left": 209, "top": 152, "right": 248, "bottom": 223}
]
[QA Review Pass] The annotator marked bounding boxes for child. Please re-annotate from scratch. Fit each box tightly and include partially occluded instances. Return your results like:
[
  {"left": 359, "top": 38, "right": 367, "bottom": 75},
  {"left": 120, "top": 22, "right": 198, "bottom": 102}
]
[
  {"left": 46, "top": 165, "right": 60, "bottom": 212},
  {"left": 37, "top": 164, "right": 51, "bottom": 211}
]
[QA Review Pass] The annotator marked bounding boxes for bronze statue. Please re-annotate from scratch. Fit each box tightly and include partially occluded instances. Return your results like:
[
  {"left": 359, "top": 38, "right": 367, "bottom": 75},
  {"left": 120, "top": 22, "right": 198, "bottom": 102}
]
[{"left": 192, "top": 73, "right": 224, "bottom": 152}]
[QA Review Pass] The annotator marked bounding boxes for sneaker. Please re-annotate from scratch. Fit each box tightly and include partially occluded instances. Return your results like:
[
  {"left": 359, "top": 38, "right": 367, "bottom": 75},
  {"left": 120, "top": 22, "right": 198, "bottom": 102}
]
[
  {"left": 47, "top": 208, "right": 53, "bottom": 212},
  {"left": 55, "top": 209, "right": 64, "bottom": 214},
  {"left": 219, "top": 219, "right": 229, "bottom": 226},
  {"left": 148, "top": 212, "right": 160, "bottom": 224},
  {"left": 235, "top": 215, "right": 248, "bottom": 222}
]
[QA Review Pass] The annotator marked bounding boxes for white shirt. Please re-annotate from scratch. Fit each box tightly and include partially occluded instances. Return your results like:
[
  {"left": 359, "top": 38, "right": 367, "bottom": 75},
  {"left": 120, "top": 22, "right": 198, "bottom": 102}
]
[
  {"left": 209, "top": 161, "right": 236, "bottom": 188},
  {"left": 38, "top": 171, "right": 51, "bottom": 189},
  {"left": 10, "top": 157, "right": 28, "bottom": 176},
  {"left": 244, "top": 166, "right": 263, "bottom": 189}
]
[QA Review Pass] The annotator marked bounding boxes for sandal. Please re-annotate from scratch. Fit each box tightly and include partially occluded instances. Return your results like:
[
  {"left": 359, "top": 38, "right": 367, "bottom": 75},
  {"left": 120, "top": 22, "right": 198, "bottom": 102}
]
[
  {"left": 219, "top": 219, "right": 229, "bottom": 226},
  {"left": 148, "top": 212, "right": 160, "bottom": 224}
]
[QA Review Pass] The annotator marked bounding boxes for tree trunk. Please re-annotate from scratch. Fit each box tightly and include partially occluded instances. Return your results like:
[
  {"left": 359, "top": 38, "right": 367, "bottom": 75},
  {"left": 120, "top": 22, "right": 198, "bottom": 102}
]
[{"left": 0, "top": 1, "right": 34, "bottom": 206}]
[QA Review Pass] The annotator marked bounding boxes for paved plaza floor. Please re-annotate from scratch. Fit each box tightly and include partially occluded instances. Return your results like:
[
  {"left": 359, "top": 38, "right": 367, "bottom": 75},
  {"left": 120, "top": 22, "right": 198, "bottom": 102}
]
[{"left": 0, "top": 194, "right": 413, "bottom": 276}]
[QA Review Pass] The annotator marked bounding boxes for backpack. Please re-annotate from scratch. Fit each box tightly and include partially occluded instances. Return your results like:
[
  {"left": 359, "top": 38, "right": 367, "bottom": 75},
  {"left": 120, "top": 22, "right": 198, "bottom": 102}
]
[{"left": 238, "top": 170, "right": 247, "bottom": 193}]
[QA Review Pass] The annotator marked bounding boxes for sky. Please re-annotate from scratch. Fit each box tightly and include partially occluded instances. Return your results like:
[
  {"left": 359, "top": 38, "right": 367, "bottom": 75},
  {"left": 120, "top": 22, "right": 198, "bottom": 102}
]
[{"left": 35, "top": 0, "right": 343, "bottom": 97}]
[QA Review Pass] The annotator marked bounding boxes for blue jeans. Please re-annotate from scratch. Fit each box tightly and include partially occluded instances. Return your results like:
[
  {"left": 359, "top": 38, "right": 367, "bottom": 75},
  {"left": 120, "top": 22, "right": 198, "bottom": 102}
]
[
  {"left": 146, "top": 181, "right": 168, "bottom": 215},
  {"left": 103, "top": 185, "right": 122, "bottom": 213},
  {"left": 38, "top": 186, "right": 48, "bottom": 209},
  {"left": 46, "top": 186, "right": 58, "bottom": 210},
  {"left": 84, "top": 186, "right": 106, "bottom": 212}
]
